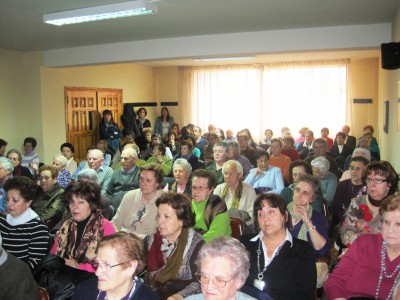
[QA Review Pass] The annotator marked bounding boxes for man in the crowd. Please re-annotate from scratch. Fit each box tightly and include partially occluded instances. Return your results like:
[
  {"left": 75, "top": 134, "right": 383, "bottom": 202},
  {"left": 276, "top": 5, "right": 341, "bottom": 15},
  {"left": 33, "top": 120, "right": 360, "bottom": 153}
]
[
  {"left": 305, "top": 138, "right": 339, "bottom": 178},
  {"left": 339, "top": 125, "right": 357, "bottom": 153},
  {"left": 208, "top": 124, "right": 216, "bottom": 133},
  {"left": 193, "top": 126, "right": 208, "bottom": 152},
  {"left": 224, "top": 129, "right": 236, "bottom": 142},
  {"left": 236, "top": 131, "right": 257, "bottom": 166},
  {"left": 106, "top": 148, "right": 140, "bottom": 209},
  {"left": 141, "top": 134, "right": 173, "bottom": 160},
  {"left": 227, "top": 141, "right": 252, "bottom": 179},
  {"left": 87, "top": 149, "right": 114, "bottom": 194},
  {"left": 268, "top": 138, "right": 291, "bottom": 185}
]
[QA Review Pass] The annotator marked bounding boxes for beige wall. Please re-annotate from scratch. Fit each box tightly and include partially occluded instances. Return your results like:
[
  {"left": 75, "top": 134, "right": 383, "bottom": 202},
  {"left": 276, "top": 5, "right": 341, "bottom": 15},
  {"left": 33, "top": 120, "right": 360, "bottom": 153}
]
[
  {"left": 0, "top": 49, "right": 43, "bottom": 159},
  {"left": 378, "top": 5, "right": 400, "bottom": 170},
  {"left": 348, "top": 58, "right": 379, "bottom": 139}
]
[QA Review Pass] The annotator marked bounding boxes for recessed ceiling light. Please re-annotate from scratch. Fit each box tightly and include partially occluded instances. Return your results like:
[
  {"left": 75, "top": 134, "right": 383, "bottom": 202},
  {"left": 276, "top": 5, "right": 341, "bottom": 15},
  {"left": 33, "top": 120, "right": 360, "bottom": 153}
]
[{"left": 43, "top": 0, "right": 158, "bottom": 26}]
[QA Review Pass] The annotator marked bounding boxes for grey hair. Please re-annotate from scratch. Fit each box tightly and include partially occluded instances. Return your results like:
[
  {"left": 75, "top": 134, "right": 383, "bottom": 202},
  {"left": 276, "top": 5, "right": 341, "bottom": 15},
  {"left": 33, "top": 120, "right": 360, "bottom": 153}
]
[
  {"left": 352, "top": 147, "right": 371, "bottom": 161},
  {"left": 295, "top": 174, "right": 322, "bottom": 200},
  {"left": 173, "top": 158, "right": 192, "bottom": 177},
  {"left": 77, "top": 168, "right": 98, "bottom": 182},
  {"left": 213, "top": 142, "right": 228, "bottom": 152},
  {"left": 0, "top": 157, "right": 14, "bottom": 172},
  {"left": 6, "top": 149, "right": 22, "bottom": 162},
  {"left": 53, "top": 154, "right": 68, "bottom": 167},
  {"left": 311, "top": 156, "right": 330, "bottom": 174},
  {"left": 88, "top": 149, "right": 104, "bottom": 159},
  {"left": 222, "top": 160, "right": 243, "bottom": 178},
  {"left": 196, "top": 237, "right": 250, "bottom": 284},
  {"left": 122, "top": 147, "right": 138, "bottom": 159}
]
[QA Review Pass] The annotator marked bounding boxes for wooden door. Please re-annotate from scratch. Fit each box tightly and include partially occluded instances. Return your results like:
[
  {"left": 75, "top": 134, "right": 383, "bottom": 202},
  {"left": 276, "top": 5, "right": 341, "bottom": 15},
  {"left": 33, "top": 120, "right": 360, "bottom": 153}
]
[{"left": 65, "top": 87, "right": 123, "bottom": 161}]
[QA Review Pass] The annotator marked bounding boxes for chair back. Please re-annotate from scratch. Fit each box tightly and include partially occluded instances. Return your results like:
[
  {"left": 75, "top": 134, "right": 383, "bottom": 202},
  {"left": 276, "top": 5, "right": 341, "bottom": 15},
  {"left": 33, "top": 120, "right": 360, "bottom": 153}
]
[
  {"left": 230, "top": 217, "right": 244, "bottom": 239},
  {"left": 38, "top": 286, "right": 50, "bottom": 300}
]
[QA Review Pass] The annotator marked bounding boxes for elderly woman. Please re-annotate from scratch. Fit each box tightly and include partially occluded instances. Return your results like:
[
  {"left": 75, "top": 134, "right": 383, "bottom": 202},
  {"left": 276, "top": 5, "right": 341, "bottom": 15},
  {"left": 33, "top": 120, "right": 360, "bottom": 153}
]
[
  {"left": 73, "top": 232, "right": 160, "bottom": 300},
  {"left": 214, "top": 160, "right": 256, "bottom": 226},
  {"left": 326, "top": 194, "right": 400, "bottom": 299},
  {"left": 6, "top": 149, "right": 32, "bottom": 179},
  {"left": 340, "top": 160, "right": 399, "bottom": 247},
  {"left": 240, "top": 193, "right": 316, "bottom": 299},
  {"left": 146, "top": 144, "right": 173, "bottom": 176},
  {"left": 111, "top": 163, "right": 165, "bottom": 239},
  {"left": 61, "top": 142, "right": 78, "bottom": 175},
  {"left": 244, "top": 150, "right": 284, "bottom": 194},
  {"left": 311, "top": 156, "right": 337, "bottom": 206},
  {"left": 281, "top": 136, "right": 299, "bottom": 161},
  {"left": 205, "top": 142, "right": 229, "bottom": 185},
  {"left": 53, "top": 153, "right": 71, "bottom": 189},
  {"left": 145, "top": 193, "right": 204, "bottom": 300},
  {"left": 174, "top": 141, "right": 200, "bottom": 172},
  {"left": 0, "top": 176, "right": 49, "bottom": 270},
  {"left": 21, "top": 137, "right": 40, "bottom": 175},
  {"left": 0, "top": 157, "right": 14, "bottom": 213},
  {"left": 34, "top": 165, "right": 65, "bottom": 230},
  {"left": 185, "top": 237, "right": 256, "bottom": 300},
  {"left": 100, "top": 109, "right": 122, "bottom": 154},
  {"left": 168, "top": 158, "right": 192, "bottom": 197}
]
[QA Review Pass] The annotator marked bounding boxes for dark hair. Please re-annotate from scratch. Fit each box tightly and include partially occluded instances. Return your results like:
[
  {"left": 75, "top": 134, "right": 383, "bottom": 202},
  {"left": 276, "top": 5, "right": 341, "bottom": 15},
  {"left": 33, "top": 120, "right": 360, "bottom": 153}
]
[
  {"left": 295, "top": 174, "right": 322, "bottom": 200},
  {"left": 97, "top": 232, "right": 146, "bottom": 276},
  {"left": 366, "top": 161, "right": 399, "bottom": 195},
  {"left": 363, "top": 125, "right": 375, "bottom": 134},
  {"left": 39, "top": 165, "right": 58, "bottom": 179},
  {"left": 24, "top": 137, "right": 37, "bottom": 149},
  {"left": 122, "top": 129, "right": 136, "bottom": 140},
  {"left": 65, "top": 180, "right": 101, "bottom": 213},
  {"left": 270, "top": 138, "right": 282, "bottom": 147},
  {"left": 253, "top": 193, "right": 287, "bottom": 231},
  {"left": 161, "top": 107, "right": 170, "bottom": 122},
  {"left": 4, "top": 176, "right": 38, "bottom": 201},
  {"left": 156, "top": 193, "right": 195, "bottom": 228},
  {"left": 283, "top": 136, "right": 295, "bottom": 146},
  {"left": 180, "top": 140, "right": 193, "bottom": 151},
  {"left": 313, "top": 138, "right": 328, "bottom": 148},
  {"left": 140, "top": 163, "right": 164, "bottom": 186},
  {"left": 192, "top": 169, "right": 217, "bottom": 189},
  {"left": 0, "top": 139, "right": 7, "bottom": 148},
  {"left": 102, "top": 109, "right": 115, "bottom": 123},
  {"left": 185, "top": 135, "right": 196, "bottom": 148},
  {"left": 60, "top": 142, "right": 75, "bottom": 153},
  {"left": 206, "top": 132, "right": 218, "bottom": 140},
  {"left": 380, "top": 194, "right": 400, "bottom": 216},
  {"left": 137, "top": 107, "right": 147, "bottom": 117},
  {"left": 216, "top": 128, "right": 225, "bottom": 140},
  {"left": 289, "top": 160, "right": 313, "bottom": 183},
  {"left": 336, "top": 132, "right": 346, "bottom": 139},
  {"left": 265, "top": 129, "right": 273, "bottom": 135},
  {"left": 350, "top": 156, "right": 370, "bottom": 165},
  {"left": 254, "top": 150, "right": 269, "bottom": 160},
  {"left": 154, "top": 144, "right": 166, "bottom": 156}
]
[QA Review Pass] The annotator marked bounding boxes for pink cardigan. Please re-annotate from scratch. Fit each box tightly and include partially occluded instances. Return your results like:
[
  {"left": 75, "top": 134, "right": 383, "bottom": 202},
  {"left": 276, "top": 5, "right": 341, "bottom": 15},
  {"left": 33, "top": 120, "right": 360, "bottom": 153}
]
[{"left": 51, "top": 218, "right": 115, "bottom": 272}]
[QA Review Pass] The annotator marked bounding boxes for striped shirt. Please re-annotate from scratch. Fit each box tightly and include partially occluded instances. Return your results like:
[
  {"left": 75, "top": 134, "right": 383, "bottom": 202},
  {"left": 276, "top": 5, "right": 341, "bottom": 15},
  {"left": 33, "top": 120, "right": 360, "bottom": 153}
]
[{"left": 0, "top": 217, "right": 49, "bottom": 270}]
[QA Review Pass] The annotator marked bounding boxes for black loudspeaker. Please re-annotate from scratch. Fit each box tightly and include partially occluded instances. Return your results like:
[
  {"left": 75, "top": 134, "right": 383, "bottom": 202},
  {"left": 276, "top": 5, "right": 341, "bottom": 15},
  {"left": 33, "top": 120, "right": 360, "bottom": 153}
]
[{"left": 381, "top": 42, "right": 400, "bottom": 70}]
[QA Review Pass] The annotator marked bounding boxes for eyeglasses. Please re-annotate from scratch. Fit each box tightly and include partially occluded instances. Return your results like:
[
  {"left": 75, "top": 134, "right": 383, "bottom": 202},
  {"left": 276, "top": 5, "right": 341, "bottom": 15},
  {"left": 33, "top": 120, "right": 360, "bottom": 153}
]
[
  {"left": 196, "top": 272, "right": 231, "bottom": 288},
  {"left": 91, "top": 260, "right": 132, "bottom": 272},
  {"left": 192, "top": 186, "right": 209, "bottom": 191},
  {"left": 39, "top": 176, "right": 52, "bottom": 181},
  {"left": 366, "top": 178, "right": 388, "bottom": 184}
]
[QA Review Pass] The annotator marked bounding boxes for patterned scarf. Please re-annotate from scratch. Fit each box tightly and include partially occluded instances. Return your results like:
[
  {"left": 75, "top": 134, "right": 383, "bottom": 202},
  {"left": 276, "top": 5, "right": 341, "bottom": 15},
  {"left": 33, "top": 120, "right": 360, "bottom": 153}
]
[
  {"left": 220, "top": 181, "right": 243, "bottom": 210},
  {"left": 56, "top": 209, "right": 104, "bottom": 263},
  {"left": 287, "top": 202, "right": 313, "bottom": 241}
]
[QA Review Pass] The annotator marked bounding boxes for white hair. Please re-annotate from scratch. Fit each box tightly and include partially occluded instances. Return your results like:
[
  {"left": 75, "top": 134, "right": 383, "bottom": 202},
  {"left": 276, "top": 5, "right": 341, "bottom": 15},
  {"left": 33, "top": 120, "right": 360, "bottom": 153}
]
[
  {"left": 311, "top": 156, "right": 330, "bottom": 174},
  {"left": 53, "top": 153, "right": 68, "bottom": 166},
  {"left": 352, "top": 147, "right": 371, "bottom": 161},
  {"left": 222, "top": 160, "right": 243, "bottom": 178}
]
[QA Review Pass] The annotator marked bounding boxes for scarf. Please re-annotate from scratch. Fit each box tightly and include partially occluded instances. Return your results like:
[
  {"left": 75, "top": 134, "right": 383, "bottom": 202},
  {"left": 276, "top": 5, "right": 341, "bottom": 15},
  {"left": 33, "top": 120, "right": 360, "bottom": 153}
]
[
  {"left": 6, "top": 207, "right": 39, "bottom": 226},
  {"left": 147, "top": 228, "right": 189, "bottom": 285},
  {"left": 56, "top": 209, "right": 104, "bottom": 263},
  {"left": 287, "top": 202, "right": 313, "bottom": 241},
  {"left": 220, "top": 181, "right": 243, "bottom": 210}
]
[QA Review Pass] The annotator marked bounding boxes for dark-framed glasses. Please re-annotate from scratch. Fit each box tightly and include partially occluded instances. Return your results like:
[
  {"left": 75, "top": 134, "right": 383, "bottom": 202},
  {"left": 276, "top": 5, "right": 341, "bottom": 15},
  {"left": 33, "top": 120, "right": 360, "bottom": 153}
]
[
  {"left": 91, "top": 260, "right": 132, "bottom": 271},
  {"left": 196, "top": 272, "right": 232, "bottom": 288},
  {"left": 366, "top": 178, "right": 388, "bottom": 184}
]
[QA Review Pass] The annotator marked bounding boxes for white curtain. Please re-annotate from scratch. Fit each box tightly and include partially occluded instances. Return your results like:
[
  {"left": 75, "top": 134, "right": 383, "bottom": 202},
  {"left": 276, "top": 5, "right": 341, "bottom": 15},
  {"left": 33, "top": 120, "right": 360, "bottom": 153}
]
[{"left": 183, "top": 60, "right": 349, "bottom": 142}]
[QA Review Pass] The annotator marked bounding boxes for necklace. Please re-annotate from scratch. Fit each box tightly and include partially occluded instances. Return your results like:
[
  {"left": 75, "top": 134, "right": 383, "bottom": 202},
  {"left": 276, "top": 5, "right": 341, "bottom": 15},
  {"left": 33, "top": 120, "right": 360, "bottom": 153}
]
[
  {"left": 375, "top": 241, "right": 400, "bottom": 300},
  {"left": 253, "top": 238, "right": 284, "bottom": 291}
]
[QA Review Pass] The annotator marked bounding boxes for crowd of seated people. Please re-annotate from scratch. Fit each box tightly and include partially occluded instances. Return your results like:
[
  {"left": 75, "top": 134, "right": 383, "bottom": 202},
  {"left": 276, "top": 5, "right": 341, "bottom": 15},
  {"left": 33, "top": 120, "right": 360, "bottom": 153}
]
[{"left": 1, "top": 119, "right": 400, "bottom": 300}]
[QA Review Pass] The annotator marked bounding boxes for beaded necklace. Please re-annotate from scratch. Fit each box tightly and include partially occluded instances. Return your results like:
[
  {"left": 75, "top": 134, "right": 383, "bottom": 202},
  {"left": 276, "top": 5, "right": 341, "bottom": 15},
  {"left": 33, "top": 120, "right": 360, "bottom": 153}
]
[{"left": 375, "top": 241, "right": 400, "bottom": 300}]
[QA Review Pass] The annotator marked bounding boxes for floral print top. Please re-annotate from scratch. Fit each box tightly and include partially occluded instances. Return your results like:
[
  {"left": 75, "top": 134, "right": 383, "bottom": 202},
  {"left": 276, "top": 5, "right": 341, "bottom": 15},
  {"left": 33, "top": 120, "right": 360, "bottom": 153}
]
[{"left": 339, "top": 194, "right": 381, "bottom": 246}]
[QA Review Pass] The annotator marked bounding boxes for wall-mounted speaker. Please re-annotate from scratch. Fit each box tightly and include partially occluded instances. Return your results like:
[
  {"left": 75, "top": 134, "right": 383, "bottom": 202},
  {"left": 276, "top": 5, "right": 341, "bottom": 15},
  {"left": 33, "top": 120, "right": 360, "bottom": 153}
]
[{"left": 381, "top": 42, "right": 400, "bottom": 70}]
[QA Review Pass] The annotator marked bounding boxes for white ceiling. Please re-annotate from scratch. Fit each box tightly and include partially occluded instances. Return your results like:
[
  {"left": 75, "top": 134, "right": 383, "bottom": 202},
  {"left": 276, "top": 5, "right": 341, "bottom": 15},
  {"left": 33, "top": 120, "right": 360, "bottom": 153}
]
[{"left": 0, "top": 0, "right": 398, "bottom": 65}]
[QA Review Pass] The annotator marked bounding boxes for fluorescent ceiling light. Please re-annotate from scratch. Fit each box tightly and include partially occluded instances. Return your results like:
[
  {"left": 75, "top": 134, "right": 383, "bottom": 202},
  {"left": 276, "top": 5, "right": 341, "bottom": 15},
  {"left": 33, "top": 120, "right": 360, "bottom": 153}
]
[
  {"left": 43, "top": 0, "right": 158, "bottom": 26},
  {"left": 193, "top": 56, "right": 255, "bottom": 62}
]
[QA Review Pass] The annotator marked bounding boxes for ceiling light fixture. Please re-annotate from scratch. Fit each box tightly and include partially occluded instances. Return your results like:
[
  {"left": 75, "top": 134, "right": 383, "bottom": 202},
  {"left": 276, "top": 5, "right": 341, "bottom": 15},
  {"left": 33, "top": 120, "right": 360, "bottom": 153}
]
[
  {"left": 43, "top": 0, "right": 158, "bottom": 26},
  {"left": 193, "top": 56, "right": 255, "bottom": 62}
]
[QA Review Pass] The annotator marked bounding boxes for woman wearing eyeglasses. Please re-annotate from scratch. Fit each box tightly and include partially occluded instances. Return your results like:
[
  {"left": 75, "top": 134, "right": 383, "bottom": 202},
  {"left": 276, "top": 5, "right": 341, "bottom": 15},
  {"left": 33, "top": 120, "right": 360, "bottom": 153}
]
[
  {"left": 73, "top": 232, "right": 160, "bottom": 300},
  {"left": 340, "top": 161, "right": 399, "bottom": 247},
  {"left": 144, "top": 192, "right": 204, "bottom": 300},
  {"left": 185, "top": 237, "right": 256, "bottom": 300}
]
